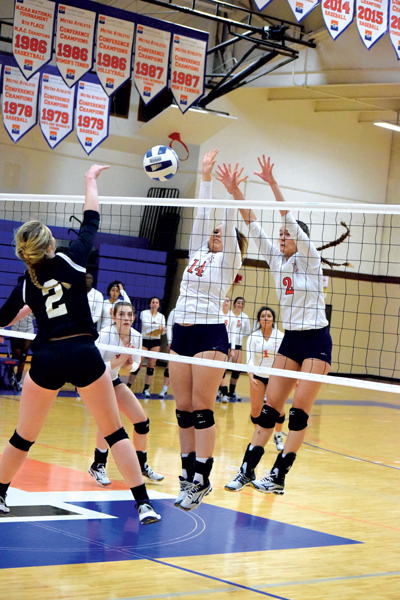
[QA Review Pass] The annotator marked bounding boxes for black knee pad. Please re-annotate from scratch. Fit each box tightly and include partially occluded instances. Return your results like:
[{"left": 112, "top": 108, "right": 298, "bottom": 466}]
[
  {"left": 230, "top": 371, "right": 240, "bottom": 381},
  {"left": 9, "top": 430, "right": 34, "bottom": 452},
  {"left": 164, "top": 368, "right": 169, "bottom": 378},
  {"left": 134, "top": 418, "right": 150, "bottom": 435},
  {"left": 132, "top": 366, "right": 140, "bottom": 375},
  {"left": 276, "top": 413, "right": 285, "bottom": 425},
  {"left": 21, "top": 353, "right": 27, "bottom": 361},
  {"left": 193, "top": 409, "right": 215, "bottom": 430},
  {"left": 176, "top": 409, "right": 194, "bottom": 429},
  {"left": 250, "top": 414, "right": 259, "bottom": 425},
  {"left": 288, "top": 408, "right": 309, "bottom": 431},
  {"left": 258, "top": 405, "right": 281, "bottom": 430},
  {"left": 146, "top": 367, "right": 154, "bottom": 376},
  {"left": 105, "top": 427, "right": 129, "bottom": 448}
]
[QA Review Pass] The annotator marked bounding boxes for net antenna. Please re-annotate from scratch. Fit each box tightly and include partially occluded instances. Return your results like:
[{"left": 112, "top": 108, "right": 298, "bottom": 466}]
[{"left": 168, "top": 132, "right": 189, "bottom": 161}]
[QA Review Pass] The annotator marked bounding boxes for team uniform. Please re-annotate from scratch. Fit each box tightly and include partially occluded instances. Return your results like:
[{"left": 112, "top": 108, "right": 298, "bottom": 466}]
[
  {"left": 172, "top": 179, "right": 242, "bottom": 357},
  {"left": 140, "top": 309, "right": 166, "bottom": 350},
  {"left": 229, "top": 311, "right": 251, "bottom": 350},
  {"left": 87, "top": 287, "right": 104, "bottom": 327},
  {"left": 246, "top": 327, "right": 285, "bottom": 385},
  {"left": 249, "top": 211, "right": 332, "bottom": 364},
  {"left": 99, "top": 289, "right": 131, "bottom": 330},
  {"left": 166, "top": 308, "right": 176, "bottom": 345},
  {"left": 97, "top": 325, "right": 142, "bottom": 385},
  {"left": 0, "top": 211, "right": 104, "bottom": 390}
]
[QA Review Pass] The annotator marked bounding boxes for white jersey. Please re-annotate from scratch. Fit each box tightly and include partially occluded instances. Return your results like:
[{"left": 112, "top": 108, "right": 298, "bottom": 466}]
[
  {"left": 249, "top": 212, "right": 328, "bottom": 331},
  {"left": 229, "top": 311, "right": 251, "bottom": 347},
  {"left": 246, "top": 327, "right": 284, "bottom": 376},
  {"left": 140, "top": 309, "right": 166, "bottom": 340},
  {"left": 98, "top": 289, "right": 131, "bottom": 330},
  {"left": 222, "top": 310, "right": 235, "bottom": 344},
  {"left": 97, "top": 325, "right": 142, "bottom": 381},
  {"left": 166, "top": 308, "right": 176, "bottom": 344},
  {"left": 175, "top": 180, "right": 242, "bottom": 325},
  {"left": 87, "top": 287, "right": 104, "bottom": 325}
]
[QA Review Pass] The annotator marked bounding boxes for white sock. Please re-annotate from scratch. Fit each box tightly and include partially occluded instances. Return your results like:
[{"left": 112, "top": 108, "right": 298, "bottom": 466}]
[
  {"left": 162, "top": 386, "right": 168, "bottom": 393},
  {"left": 96, "top": 447, "right": 107, "bottom": 453}
]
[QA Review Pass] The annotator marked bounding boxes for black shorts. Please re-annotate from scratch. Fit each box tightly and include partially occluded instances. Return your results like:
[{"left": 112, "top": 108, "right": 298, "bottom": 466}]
[
  {"left": 142, "top": 339, "right": 161, "bottom": 350},
  {"left": 254, "top": 374, "right": 269, "bottom": 386},
  {"left": 171, "top": 323, "right": 229, "bottom": 357},
  {"left": 30, "top": 336, "right": 106, "bottom": 390},
  {"left": 278, "top": 327, "right": 332, "bottom": 366},
  {"left": 113, "top": 377, "right": 123, "bottom": 387}
]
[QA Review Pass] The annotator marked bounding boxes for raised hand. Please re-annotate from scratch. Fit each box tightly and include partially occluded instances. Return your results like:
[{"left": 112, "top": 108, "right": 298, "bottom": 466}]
[
  {"left": 254, "top": 155, "right": 275, "bottom": 185},
  {"left": 215, "top": 163, "right": 247, "bottom": 196},
  {"left": 202, "top": 148, "right": 219, "bottom": 182},
  {"left": 85, "top": 164, "right": 110, "bottom": 180}
]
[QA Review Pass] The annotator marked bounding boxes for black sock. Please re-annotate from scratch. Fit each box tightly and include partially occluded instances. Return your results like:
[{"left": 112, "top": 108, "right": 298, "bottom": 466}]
[
  {"left": 143, "top": 384, "right": 150, "bottom": 391},
  {"left": 229, "top": 383, "right": 236, "bottom": 395},
  {"left": 16, "top": 372, "right": 22, "bottom": 382},
  {"left": 181, "top": 451, "right": 196, "bottom": 482},
  {"left": 136, "top": 450, "right": 147, "bottom": 470},
  {"left": 220, "top": 386, "right": 228, "bottom": 396},
  {"left": 92, "top": 448, "right": 108, "bottom": 469},
  {"left": 0, "top": 481, "right": 11, "bottom": 499},
  {"left": 127, "top": 383, "right": 132, "bottom": 388},
  {"left": 130, "top": 483, "right": 149, "bottom": 506}
]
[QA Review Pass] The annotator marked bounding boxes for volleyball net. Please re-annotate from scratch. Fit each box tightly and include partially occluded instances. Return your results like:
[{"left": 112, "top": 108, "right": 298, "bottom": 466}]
[{"left": 0, "top": 192, "right": 399, "bottom": 395}]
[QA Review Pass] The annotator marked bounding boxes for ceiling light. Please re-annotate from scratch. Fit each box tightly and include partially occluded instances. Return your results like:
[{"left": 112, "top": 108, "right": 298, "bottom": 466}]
[{"left": 374, "top": 121, "right": 400, "bottom": 132}]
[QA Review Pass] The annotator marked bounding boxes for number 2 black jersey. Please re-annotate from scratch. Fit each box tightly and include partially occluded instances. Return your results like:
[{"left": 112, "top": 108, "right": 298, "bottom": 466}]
[{"left": 0, "top": 210, "right": 99, "bottom": 350}]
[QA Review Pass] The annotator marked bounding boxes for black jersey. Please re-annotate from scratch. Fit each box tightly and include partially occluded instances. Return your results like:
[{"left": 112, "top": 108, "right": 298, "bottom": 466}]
[{"left": 0, "top": 210, "right": 99, "bottom": 350}]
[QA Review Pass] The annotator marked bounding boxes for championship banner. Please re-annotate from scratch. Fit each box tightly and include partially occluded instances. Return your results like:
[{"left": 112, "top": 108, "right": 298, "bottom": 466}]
[
  {"left": 2, "top": 63, "right": 39, "bottom": 142},
  {"left": 356, "top": 0, "right": 388, "bottom": 48},
  {"left": 55, "top": 4, "right": 96, "bottom": 87},
  {"left": 286, "top": 0, "right": 320, "bottom": 21},
  {"left": 13, "top": 0, "right": 55, "bottom": 80},
  {"left": 322, "top": 0, "right": 355, "bottom": 39},
  {"left": 134, "top": 23, "right": 171, "bottom": 105},
  {"left": 253, "top": 0, "right": 274, "bottom": 9},
  {"left": 75, "top": 76, "right": 109, "bottom": 155},
  {"left": 95, "top": 14, "right": 134, "bottom": 96},
  {"left": 389, "top": 0, "right": 400, "bottom": 58},
  {"left": 39, "top": 69, "right": 75, "bottom": 148},
  {"left": 170, "top": 34, "right": 206, "bottom": 114}
]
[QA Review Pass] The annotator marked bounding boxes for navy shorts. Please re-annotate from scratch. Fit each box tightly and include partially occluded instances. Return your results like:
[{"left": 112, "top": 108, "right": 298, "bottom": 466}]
[
  {"left": 278, "top": 327, "right": 332, "bottom": 366},
  {"left": 171, "top": 323, "right": 229, "bottom": 357},
  {"left": 142, "top": 338, "right": 161, "bottom": 350},
  {"left": 30, "top": 336, "right": 106, "bottom": 390},
  {"left": 113, "top": 377, "right": 123, "bottom": 387},
  {"left": 254, "top": 374, "right": 269, "bottom": 386}
]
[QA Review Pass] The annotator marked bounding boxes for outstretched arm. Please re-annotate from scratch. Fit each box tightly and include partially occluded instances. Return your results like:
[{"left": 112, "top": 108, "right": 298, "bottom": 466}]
[
  {"left": 215, "top": 163, "right": 256, "bottom": 226},
  {"left": 84, "top": 164, "right": 110, "bottom": 212},
  {"left": 202, "top": 148, "right": 218, "bottom": 182},
  {"left": 254, "top": 155, "right": 287, "bottom": 217}
]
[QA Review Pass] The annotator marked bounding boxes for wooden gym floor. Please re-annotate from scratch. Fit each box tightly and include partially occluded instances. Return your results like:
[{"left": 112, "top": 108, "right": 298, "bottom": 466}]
[{"left": 0, "top": 366, "right": 399, "bottom": 600}]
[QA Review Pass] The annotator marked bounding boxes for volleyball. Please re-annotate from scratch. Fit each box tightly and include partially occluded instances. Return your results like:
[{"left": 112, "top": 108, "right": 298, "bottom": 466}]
[{"left": 143, "top": 145, "right": 179, "bottom": 181}]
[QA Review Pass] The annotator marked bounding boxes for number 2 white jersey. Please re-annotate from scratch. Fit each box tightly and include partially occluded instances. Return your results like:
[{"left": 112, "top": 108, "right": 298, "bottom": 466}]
[
  {"left": 175, "top": 180, "right": 242, "bottom": 325},
  {"left": 249, "top": 212, "right": 328, "bottom": 331},
  {"left": 97, "top": 325, "right": 142, "bottom": 382}
]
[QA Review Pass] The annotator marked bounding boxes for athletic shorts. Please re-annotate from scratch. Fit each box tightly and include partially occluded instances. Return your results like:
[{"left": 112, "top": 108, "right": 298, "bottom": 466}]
[
  {"left": 254, "top": 374, "right": 269, "bottom": 386},
  {"left": 112, "top": 377, "right": 123, "bottom": 387},
  {"left": 30, "top": 336, "right": 106, "bottom": 390},
  {"left": 171, "top": 323, "right": 229, "bottom": 357},
  {"left": 142, "top": 338, "right": 161, "bottom": 350},
  {"left": 278, "top": 327, "right": 332, "bottom": 366}
]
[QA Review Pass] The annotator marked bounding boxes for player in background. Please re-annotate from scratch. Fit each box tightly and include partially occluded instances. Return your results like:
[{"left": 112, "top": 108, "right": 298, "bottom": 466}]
[
  {"left": 0, "top": 165, "right": 160, "bottom": 525},
  {"left": 99, "top": 281, "right": 130, "bottom": 330},
  {"left": 86, "top": 272, "right": 104, "bottom": 329},
  {"left": 89, "top": 301, "right": 164, "bottom": 486},
  {"left": 158, "top": 307, "right": 176, "bottom": 399},
  {"left": 226, "top": 296, "right": 251, "bottom": 401}
]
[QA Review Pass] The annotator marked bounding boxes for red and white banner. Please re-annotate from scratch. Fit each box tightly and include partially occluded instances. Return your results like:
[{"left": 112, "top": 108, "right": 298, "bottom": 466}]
[
  {"left": 55, "top": 4, "right": 96, "bottom": 87},
  {"left": 322, "top": 0, "right": 355, "bottom": 39},
  {"left": 40, "top": 72, "right": 75, "bottom": 148},
  {"left": 356, "top": 0, "right": 388, "bottom": 48},
  {"left": 13, "top": 0, "right": 55, "bottom": 79},
  {"left": 287, "top": 0, "right": 320, "bottom": 21},
  {"left": 2, "top": 64, "right": 39, "bottom": 142},
  {"left": 96, "top": 14, "right": 135, "bottom": 96},
  {"left": 389, "top": 0, "right": 400, "bottom": 58},
  {"left": 76, "top": 79, "right": 109, "bottom": 155},
  {"left": 134, "top": 23, "right": 171, "bottom": 105},
  {"left": 171, "top": 34, "right": 206, "bottom": 113}
]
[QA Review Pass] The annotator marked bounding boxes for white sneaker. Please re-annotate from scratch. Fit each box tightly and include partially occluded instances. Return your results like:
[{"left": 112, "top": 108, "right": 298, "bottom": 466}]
[
  {"left": 137, "top": 502, "right": 161, "bottom": 524},
  {"left": 232, "top": 391, "right": 241, "bottom": 401},
  {"left": 143, "top": 389, "right": 151, "bottom": 399},
  {"left": 221, "top": 395, "right": 230, "bottom": 404},
  {"left": 274, "top": 433, "right": 284, "bottom": 452},
  {"left": 225, "top": 468, "right": 255, "bottom": 492},
  {"left": 0, "top": 495, "right": 10, "bottom": 513},
  {"left": 142, "top": 464, "right": 164, "bottom": 482},
  {"left": 174, "top": 477, "right": 194, "bottom": 507},
  {"left": 88, "top": 465, "right": 111, "bottom": 486},
  {"left": 158, "top": 390, "right": 168, "bottom": 399},
  {"left": 180, "top": 480, "right": 212, "bottom": 511}
]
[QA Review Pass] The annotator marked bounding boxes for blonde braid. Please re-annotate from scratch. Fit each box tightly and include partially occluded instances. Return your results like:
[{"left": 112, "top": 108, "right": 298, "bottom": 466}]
[{"left": 15, "top": 221, "right": 56, "bottom": 290}]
